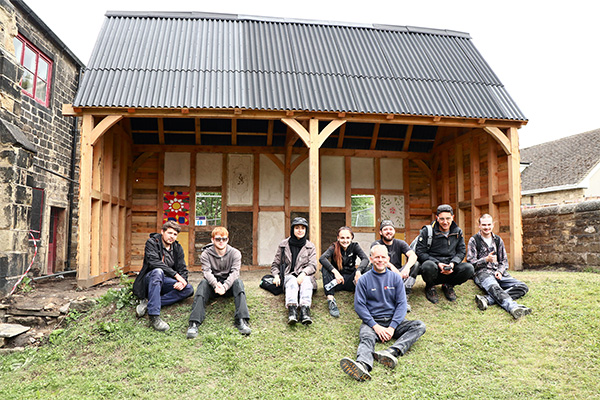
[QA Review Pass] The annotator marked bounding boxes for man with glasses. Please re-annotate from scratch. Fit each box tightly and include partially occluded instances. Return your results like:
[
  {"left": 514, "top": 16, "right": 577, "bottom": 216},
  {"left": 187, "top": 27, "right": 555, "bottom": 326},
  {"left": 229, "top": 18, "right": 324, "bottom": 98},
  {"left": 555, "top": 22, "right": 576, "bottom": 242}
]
[{"left": 187, "top": 226, "right": 251, "bottom": 338}]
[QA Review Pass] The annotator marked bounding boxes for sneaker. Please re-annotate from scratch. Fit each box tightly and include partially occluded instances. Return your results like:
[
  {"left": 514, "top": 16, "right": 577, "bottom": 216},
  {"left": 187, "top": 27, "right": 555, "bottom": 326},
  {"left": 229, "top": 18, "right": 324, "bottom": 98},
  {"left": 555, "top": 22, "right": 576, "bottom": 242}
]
[
  {"left": 328, "top": 299, "right": 340, "bottom": 318},
  {"left": 475, "top": 295, "right": 488, "bottom": 311},
  {"left": 441, "top": 284, "right": 457, "bottom": 302},
  {"left": 288, "top": 305, "right": 298, "bottom": 325},
  {"left": 136, "top": 299, "right": 148, "bottom": 318},
  {"left": 373, "top": 349, "right": 398, "bottom": 369},
  {"left": 425, "top": 286, "right": 439, "bottom": 304},
  {"left": 234, "top": 319, "right": 252, "bottom": 336},
  {"left": 149, "top": 315, "right": 169, "bottom": 332},
  {"left": 510, "top": 305, "right": 532, "bottom": 319},
  {"left": 187, "top": 322, "right": 199, "bottom": 339},
  {"left": 340, "top": 357, "right": 371, "bottom": 382}
]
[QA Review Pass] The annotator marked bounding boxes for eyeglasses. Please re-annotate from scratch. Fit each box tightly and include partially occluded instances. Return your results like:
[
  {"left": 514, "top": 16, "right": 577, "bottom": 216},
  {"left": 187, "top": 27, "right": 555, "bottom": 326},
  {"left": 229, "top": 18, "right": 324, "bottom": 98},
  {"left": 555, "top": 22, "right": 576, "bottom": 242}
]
[{"left": 214, "top": 237, "right": 228, "bottom": 242}]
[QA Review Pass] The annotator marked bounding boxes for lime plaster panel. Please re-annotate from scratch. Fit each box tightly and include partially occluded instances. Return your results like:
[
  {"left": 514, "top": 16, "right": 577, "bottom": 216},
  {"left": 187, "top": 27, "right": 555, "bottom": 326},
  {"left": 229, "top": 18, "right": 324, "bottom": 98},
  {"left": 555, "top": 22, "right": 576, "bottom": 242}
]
[
  {"left": 258, "top": 211, "right": 285, "bottom": 265},
  {"left": 321, "top": 156, "right": 345, "bottom": 207},
  {"left": 351, "top": 158, "right": 374, "bottom": 189},
  {"left": 291, "top": 156, "right": 309, "bottom": 207},
  {"left": 164, "top": 152, "right": 190, "bottom": 186},
  {"left": 196, "top": 153, "right": 222, "bottom": 187},
  {"left": 381, "top": 159, "right": 404, "bottom": 190},
  {"left": 228, "top": 154, "right": 254, "bottom": 206},
  {"left": 259, "top": 154, "right": 284, "bottom": 206}
]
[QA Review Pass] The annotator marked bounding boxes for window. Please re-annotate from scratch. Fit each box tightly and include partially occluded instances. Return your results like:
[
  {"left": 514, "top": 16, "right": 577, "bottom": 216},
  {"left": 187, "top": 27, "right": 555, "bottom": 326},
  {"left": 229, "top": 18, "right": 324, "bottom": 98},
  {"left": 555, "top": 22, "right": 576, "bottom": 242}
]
[
  {"left": 13, "top": 34, "right": 52, "bottom": 106},
  {"left": 351, "top": 194, "right": 375, "bottom": 227},
  {"left": 195, "top": 192, "right": 222, "bottom": 226}
]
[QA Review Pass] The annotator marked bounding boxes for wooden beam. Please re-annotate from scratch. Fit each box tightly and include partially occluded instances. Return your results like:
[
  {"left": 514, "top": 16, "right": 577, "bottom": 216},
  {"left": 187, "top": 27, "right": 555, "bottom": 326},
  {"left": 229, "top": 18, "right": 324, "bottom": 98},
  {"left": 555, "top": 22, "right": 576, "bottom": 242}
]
[
  {"left": 232, "top": 119, "right": 238, "bottom": 146},
  {"left": 507, "top": 127, "right": 523, "bottom": 269},
  {"left": 483, "top": 126, "right": 511, "bottom": 155},
  {"left": 77, "top": 115, "right": 94, "bottom": 283},
  {"left": 132, "top": 152, "right": 155, "bottom": 173},
  {"left": 267, "top": 120, "right": 274, "bottom": 146},
  {"left": 264, "top": 153, "right": 284, "bottom": 173},
  {"left": 456, "top": 141, "right": 465, "bottom": 230},
  {"left": 337, "top": 124, "right": 346, "bottom": 148},
  {"left": 252, "top": 155, "right": 259, "bottom": 265},
  {"left": 487, "top": 135, "right": 499, "bottom": 221},
  {"left": 402, "top": 125, "right": 414, "bottom": 152},
  {"left": 157, "top": 153, "right": 165, "bottom": 232},
  {"left": 195, "top": 118, "right": 201, "bottom": 145},
  {"left": 470, "top": 136, "right": 481, "bottom": 229},
  {"left": 158, "top": 118, "right": 165, "bottom": 145},
  {"left": 413, "top": 159, "right": 431, "bottom": 179},
  {"left": 345, "top": 156, "right": 352, "bottom": 226},
  {"left": 369, "top": 123, "right": 380, "bottom": 150},
  {"left": 282, "top": 118, "right": 310, "bottom": 147},
  {"left": 90, "top": 115, "right": 123, "bottom": 146},
  {"left": 308, "top": 119, "right": 321, "bottom": 256}
]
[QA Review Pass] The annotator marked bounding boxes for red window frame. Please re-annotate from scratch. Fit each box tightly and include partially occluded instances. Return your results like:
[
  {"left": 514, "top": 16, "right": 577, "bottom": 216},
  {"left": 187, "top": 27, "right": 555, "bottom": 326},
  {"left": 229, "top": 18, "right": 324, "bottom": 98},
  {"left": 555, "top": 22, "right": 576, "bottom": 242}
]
[{"left": 13, "top": 34, "right": 52, "bottom": 107}]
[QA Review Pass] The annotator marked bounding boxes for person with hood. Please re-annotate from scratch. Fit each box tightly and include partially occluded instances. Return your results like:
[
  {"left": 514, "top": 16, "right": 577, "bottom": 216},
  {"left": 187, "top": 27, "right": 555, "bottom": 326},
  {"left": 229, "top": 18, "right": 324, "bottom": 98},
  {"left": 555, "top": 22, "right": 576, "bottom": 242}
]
[
  {"left": 271, "top": 217, "right": 317, "bottom": 325},
  {"left": 133, "top": 221, "right": 194, "bottom": 332},
  {"left": 415, "top": 204, "right": 474, "bottom": 304},
  {"left": 187, "top": 226, "right": 251, "bottom": 338}
]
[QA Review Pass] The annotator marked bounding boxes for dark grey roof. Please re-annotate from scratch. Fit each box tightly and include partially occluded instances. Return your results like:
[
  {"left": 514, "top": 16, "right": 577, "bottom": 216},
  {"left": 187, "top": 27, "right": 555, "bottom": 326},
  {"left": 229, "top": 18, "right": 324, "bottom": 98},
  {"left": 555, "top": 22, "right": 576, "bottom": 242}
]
[
  {"left": 73, "top": 11, "right": 525, "bottom": 121},
  {"left": 521, "top": 128, "right": 600, "bottom": 192}
]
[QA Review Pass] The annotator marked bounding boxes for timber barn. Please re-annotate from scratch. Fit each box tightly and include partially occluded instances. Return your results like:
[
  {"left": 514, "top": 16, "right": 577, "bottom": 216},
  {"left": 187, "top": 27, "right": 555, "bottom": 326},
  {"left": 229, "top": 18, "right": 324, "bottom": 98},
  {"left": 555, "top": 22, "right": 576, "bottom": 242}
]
[{"left": 63, "top": 11, "right": 527, "bottom": 287}]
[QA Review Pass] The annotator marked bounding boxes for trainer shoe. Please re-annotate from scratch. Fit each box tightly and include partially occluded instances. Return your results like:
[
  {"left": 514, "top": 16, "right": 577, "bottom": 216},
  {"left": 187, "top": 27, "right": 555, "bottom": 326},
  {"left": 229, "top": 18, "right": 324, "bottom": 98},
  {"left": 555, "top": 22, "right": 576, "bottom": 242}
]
[
  {"left": 136, "top": 299, "right": 148, "bottom": 318},
  {"left": 441, "top": 284, "right": 457, "bottom": 301},
  {"left": 340, "top": 357, "right": 371, "bottom": 382},
  {"left": 187, "top": 322, "right": 199, "bottom": 339},
  {"left": 425, "top": 286, "right": 439, "bottom": 304},
  {"left": 510, "top": 305, "right": 532, "bottom": 319},
  {"left": 475, "top": 295, "right": 488, "bottom": 311},
  {"left": 235, "top": 319, "right": 252, "bottom": 336},
  {"left": 373, "top": 349, "right": 398, "bottom": 369},
  {"left": 149, "top": 315, "right": 169, "bottom": 332},
  {"left": 328, "top": 299, "right": 340, "bottom": 318}
]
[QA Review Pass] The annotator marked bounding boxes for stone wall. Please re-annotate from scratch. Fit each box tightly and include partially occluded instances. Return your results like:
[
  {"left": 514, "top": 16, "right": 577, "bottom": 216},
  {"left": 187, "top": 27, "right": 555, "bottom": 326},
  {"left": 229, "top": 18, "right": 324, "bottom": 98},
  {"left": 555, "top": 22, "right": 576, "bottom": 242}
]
[{"left": 522, "top": 199, "right": 600, "bottom": 271}]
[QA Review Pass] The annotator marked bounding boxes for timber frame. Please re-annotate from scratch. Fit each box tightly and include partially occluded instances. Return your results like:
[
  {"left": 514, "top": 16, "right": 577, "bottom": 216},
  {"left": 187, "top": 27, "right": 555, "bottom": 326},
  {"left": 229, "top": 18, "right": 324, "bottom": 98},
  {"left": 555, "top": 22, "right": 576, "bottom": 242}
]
[{"left": 64, "top": 105, "right": 524, "bottom": 287}]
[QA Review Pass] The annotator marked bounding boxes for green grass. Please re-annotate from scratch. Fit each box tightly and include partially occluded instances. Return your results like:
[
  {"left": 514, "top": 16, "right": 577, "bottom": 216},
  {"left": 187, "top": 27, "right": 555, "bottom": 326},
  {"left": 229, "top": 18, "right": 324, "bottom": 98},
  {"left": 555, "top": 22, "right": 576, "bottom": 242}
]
[{"left": 1, "top": 271, "right": 599, "bottom": 400}]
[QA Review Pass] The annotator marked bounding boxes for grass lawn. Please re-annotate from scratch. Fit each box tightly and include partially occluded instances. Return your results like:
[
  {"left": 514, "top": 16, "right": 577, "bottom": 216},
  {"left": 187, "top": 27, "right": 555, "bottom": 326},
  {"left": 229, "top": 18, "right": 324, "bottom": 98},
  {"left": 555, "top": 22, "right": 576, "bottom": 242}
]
[{"left": 1, "top": 270, "right": 599, "bottom": 400}]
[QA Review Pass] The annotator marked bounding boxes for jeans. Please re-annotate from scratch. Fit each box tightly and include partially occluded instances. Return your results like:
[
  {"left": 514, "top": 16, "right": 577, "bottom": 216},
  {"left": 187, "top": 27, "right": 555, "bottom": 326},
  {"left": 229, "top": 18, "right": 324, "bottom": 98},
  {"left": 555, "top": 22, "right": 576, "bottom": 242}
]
[
  {"left": 420, "top": 261, "right": 474, "bottom": 287},
  {"left": 321, "top": 268, "right": 356, "bottom": 297},
  {"left": 284, "top": 274, "right": 313, "bottom": 307},
  {"left": 144, "top": 268, "right": 194, "bottom": 316},
  {"left": 356, "top": 318, "right": 426, "bottom": 370},
  {"left": 188, "top": 278, "right": 250, "bottom": 324},
  {"left": 473, "top": 271, "right": 529, "bottom": 312}
]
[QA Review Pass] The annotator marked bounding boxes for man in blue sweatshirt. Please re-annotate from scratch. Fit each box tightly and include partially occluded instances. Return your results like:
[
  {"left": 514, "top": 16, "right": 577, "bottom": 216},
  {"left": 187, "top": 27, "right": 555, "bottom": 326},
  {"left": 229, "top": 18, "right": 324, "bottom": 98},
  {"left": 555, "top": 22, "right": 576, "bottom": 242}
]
[{"left": 340, "top": 245, "right": 426, "bottom": 381}]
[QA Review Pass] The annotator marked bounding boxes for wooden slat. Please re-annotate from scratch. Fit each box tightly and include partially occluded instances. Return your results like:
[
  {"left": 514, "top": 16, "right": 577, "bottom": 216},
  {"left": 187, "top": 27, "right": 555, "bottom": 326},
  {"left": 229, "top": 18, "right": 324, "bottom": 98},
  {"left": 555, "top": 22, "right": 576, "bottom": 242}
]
[{"left": 507, "top": 127, "right": 523, "bottom": 269}]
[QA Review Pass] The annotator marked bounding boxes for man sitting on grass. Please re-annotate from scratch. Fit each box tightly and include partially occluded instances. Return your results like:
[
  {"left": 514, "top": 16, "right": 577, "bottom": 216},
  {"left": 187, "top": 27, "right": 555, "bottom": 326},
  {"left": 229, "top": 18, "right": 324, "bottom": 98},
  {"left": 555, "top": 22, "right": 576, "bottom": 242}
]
[{"left": 340, "top": 245, "right": 426, "bottom": 381}]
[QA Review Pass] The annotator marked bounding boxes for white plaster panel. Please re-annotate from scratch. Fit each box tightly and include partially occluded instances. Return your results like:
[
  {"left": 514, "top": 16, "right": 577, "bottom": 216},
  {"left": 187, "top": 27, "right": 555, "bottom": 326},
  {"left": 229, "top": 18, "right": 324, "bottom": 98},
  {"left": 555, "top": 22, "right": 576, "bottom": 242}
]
[
  {"left": 259, "top": 154, "right": 284, "bottom": 206},
  {"left": 354, "top": 232, "right": 376, "bottom": 258},
  {"left": 164, "top": 152, "right": 190, "bottom": 186},
  {"left": 381, "top": 194, "right": 405, "bottom": 229},
  {"left": 258, "top": 211, "right": 285, "bottom": 265},
  {"left": 380, "top": 158, "right": 404, "bottom": 190},
  {"left": 351, "top": 158, "right": 374, "bottom": 189},
  {"left": 228, "top": 154, "right": 254, "bottom": 206},
  {"left": 196, "top": 153, "right": 222, "bottom": 187},
  {"left": 291, "top": 156, "right": 309, "bottom": 207},
  {"left": 321, "top": 156, "right": 345, "bottom": 207}
]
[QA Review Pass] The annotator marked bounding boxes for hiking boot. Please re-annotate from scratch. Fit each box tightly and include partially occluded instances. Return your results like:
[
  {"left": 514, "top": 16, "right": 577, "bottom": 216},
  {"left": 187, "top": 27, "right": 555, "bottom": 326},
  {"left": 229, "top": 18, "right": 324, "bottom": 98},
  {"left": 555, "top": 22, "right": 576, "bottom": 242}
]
[
  {"left": 441, "top": 284, "right": 457, "bottom": 301},
  {"left": 475, "top": 295, "right": 488, "bottom": 311},
  {"left": 234, "top": 319, "right": 252, "bottom": 336},
  {"left": 299, "top": 306, "right": 312, "bottom": 325},
  {"left": 340, "top": 357, "right": 371, "bottom": 382},
  {"left": 136, "top": 299, "right": 148, "bottom": 318},
  {"left": 510, "top": 305, "right": 532, "bottom": 319},
  {"left": 425, "top": 286, "right": 439, "bottom": 304},
  {"left": 328, "top": 299, "right": 340, "bottom": 318},
  {"left": 187, "top": 322, "right": 199, "bottom": 339},
  {"left": 373, "top": 349, "right": 398, "bottom": 369},
  {"left": 288, "top": 305, "right": 298, "bottom": 325},
  {"left": 149, "top": 315, "right": 169, "bottom": 332}
]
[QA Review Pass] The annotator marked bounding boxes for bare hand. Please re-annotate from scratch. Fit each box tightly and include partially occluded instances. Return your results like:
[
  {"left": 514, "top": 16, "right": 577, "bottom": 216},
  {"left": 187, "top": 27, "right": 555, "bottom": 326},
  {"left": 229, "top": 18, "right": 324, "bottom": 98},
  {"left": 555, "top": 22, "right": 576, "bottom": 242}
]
[
  {"left": 354, "top": 271, "right": 362, "bottom": 285},
  {"left": 495, "top": 271, "right": 503, "bottom": 280},
  {"left": 333, "top": 270, "right": 345, "bottom": 284},
  {"left": 439, "top": 263, "right": 453, "bottom": 275},
  {"left": 373, "top": 324, "right": 394, "bottom": 342},
  {"left": 215, "top": 282, "right": 226, "bottom": 295},
  {"left": 297, "top": 272, "right": 306, "bottom": 286},
  {"left": 400, "top": 267, "right": 410, "bottom": 279},
  {"left": 173, "top": 281, "right": 185, "bottom": 291},
  {"left": 486, "top": 251, "right": 497, "bottom": 264},
  {"left": 273, "top": 275, "right": 281, "bottom": 287}
]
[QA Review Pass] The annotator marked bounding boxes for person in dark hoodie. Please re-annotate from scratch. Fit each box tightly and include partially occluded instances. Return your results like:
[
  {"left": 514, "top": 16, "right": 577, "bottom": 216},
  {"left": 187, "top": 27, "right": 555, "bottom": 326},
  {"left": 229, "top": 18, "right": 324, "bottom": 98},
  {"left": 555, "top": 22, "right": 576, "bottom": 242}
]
[
  {"left": 133, "top": 221, "right": 194, "bottom": 332},
  {"left": 271, "top": 217, "right": 317, "bottom": 325},
  {"left": 186, "top": 226, "right": 251, "bottom": 338}
]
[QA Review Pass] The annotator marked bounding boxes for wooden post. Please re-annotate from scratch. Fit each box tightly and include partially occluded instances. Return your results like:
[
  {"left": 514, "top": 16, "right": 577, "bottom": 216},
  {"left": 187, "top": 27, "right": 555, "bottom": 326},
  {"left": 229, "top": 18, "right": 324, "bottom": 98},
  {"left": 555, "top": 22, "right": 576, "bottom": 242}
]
[
  {"left": 77, "top": 115, "right": 94, "bottom": 284},
  {"left": 470, "top": 136, "right": 481, "bottom": 231},
  {"left": 507, "top": 127, "right": 523, "bottom": 270},
  {"left": 487, "top": 135, "right": 499, "bottom": 222},
  {"left": 308, "top": 119, "right": 321, "bottom": 256}
]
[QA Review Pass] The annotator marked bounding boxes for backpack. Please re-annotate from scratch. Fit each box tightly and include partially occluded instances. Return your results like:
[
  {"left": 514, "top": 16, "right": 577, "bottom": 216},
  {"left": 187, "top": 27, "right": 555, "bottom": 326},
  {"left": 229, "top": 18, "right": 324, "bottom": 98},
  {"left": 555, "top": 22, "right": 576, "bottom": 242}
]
[
  {"left": 410, "top": 224, "right": 433, "bottom": 251},
  {"left": 404, "top": 224, "right": 433, "bottom": 290}
]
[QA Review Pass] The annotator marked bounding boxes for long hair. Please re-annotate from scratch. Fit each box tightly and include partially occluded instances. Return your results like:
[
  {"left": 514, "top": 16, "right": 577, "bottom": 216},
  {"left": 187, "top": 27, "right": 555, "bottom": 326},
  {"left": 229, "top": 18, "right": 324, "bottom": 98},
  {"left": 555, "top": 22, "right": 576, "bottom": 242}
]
[{"left": 333, "top": 226, "right": 354, "bottom": 270}]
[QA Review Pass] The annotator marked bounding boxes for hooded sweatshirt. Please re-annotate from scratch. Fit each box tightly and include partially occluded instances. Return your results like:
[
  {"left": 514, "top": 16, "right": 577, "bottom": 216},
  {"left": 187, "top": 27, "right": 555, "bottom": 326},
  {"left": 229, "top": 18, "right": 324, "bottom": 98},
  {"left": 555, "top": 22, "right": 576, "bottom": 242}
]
[{"left": 201, "top": 243, "right": 242, "bottom": 291}]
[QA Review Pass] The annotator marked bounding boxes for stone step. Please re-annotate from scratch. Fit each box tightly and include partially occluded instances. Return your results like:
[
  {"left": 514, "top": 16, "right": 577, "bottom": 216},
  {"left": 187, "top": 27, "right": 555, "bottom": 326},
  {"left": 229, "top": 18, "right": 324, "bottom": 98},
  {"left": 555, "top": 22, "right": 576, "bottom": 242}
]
[{"left": 0, "top": 323, "right": 31, "bottom": 338}]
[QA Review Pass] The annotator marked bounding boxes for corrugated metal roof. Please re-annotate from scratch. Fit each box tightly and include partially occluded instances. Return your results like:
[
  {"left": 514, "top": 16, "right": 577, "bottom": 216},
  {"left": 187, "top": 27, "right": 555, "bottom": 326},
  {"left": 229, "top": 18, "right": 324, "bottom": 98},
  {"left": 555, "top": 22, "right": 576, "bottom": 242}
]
[{"left": 74, "top": 12, "right": 526, "bottom": 121}]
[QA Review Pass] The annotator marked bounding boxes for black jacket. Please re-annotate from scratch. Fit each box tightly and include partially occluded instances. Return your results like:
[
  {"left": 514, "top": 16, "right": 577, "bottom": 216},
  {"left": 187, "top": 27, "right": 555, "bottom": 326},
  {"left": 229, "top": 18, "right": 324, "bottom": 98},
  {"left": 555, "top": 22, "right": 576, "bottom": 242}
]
[
  {"left": 319, "top": 242, "right": 369, "bottom": 275},
  {"left": 133, "top": 233, "right": 189, "bottom": 299},
  {"left": 415, "top": 220, "right": 466, "bottom": 265}
]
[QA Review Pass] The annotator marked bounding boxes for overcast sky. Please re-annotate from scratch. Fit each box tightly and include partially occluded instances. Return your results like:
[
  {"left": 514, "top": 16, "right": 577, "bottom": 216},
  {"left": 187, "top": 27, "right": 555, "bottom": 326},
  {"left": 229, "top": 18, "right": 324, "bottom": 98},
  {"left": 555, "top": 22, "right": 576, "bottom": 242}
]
[{"left": 22, "top": 0, "right": 600, "bottom": 149}]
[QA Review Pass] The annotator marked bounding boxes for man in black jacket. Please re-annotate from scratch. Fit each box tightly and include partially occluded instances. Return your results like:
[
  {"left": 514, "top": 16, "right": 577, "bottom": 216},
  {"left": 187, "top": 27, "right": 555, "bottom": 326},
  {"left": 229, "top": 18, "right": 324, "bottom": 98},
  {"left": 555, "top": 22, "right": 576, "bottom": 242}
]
[
  {"left": 133, "top": 221, "right": 194, "bottom": 331},
  {"left": 415, "top": 204, "right": 474, "bottom": 303}
]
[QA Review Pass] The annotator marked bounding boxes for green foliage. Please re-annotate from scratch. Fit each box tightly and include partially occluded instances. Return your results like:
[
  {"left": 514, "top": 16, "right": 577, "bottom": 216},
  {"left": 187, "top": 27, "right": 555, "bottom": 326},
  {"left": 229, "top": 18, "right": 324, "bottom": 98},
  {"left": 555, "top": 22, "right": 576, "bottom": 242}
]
[
  {"left": 351, "top": 194, "right": 375, "bottom": 227},
  {"left": 195, "top": 191, "right": 222, "bottom": 225},
  {"left": 17, "top": 276, "right": 34, "bottom": 293},
  {"left": 98, "top": 267, "right": 135, "bottom": 310}
]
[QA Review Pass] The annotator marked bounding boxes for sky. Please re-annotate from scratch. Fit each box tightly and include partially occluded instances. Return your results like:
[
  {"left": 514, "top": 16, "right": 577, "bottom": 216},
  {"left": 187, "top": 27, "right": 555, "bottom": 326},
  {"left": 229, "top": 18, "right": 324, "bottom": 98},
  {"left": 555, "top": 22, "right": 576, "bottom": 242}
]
[{"left": 21, "top": 0, "right": 600, "bottom": 149}]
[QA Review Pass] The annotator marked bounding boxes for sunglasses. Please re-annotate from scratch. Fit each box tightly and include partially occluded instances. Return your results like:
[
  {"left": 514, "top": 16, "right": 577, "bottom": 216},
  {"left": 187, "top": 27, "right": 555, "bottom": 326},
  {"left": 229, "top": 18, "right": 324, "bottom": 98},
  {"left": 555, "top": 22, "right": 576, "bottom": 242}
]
[{"left": 214, "top": 237, "right": 229, "bottom": 242}]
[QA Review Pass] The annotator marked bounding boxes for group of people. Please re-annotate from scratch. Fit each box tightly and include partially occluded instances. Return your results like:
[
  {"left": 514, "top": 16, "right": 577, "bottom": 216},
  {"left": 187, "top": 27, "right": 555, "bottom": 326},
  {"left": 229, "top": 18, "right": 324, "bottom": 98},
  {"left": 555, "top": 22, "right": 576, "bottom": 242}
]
[{"left": 132, "top": 204, "right": 532, "bottom": 382}]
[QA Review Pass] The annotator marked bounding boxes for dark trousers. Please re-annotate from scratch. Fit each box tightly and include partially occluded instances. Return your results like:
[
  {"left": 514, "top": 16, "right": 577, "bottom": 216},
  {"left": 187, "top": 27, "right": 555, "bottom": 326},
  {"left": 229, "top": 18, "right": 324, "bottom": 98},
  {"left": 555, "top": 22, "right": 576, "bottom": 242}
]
[
  {"left": 356, "top": 318, "right": 426, "bottom": 370},
  {"left": 188, "top": 278, "right": 250, "bottom": 324},
  {"left": 321, "top": 268, "right": 356, "bottom": 296},
  {"left": 144, "top": 268, "right": 194, "bottom": 316},
  {"left": 473, "top": 270, "right": 529, "bottom": 311},
  {"left": 420, "top": 260, "right": 474, "bottom": 287}
]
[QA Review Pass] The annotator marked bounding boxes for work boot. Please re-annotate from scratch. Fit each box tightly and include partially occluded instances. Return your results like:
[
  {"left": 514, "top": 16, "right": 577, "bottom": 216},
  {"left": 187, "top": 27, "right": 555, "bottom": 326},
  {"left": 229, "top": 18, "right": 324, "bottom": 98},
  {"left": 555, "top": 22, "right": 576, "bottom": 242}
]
[
  {"left": 441, "top": 284, "right": 457, "bottom": 301},
  {"left": 510, "top": 305, "right": 532, "bottom": 319},
  {"left": 475, "top": 295, "right": 488, "bottom": 311},
  {"left": 187, "top": 322, "right": 199, "bottom": 339},
  {"left": 425, "top": 286, "right": 439, "bottom": 304},
  {"left": 299, "top": 305, "right": 312, "bottom": 325},
  {"left": 136, "top": 299, "right": 148, "bottom": 318},
  {"left": 373, "top": 348, "right": 399, "bottom": 369},
  {"left": 234, "top": 319, "right": 252, "bottom": 336},
  {"left": 287, "top": 305, "right": 298, "bottom": 325},
  {"left": 328, "top": 298, "right": 340, "bottom": 318},
  {"left": 340, "top": 357, "right": 371, "bottom": 382},
  {"left": 149, "top": 315, "right": 169, "bottom": 332}
]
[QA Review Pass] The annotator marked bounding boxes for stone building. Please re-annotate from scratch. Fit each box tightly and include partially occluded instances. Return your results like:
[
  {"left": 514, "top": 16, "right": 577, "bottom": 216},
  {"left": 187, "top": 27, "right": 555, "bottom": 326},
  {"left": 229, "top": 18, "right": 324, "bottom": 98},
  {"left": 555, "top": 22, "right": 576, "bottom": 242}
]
[{"left": 0, "top": 0, "right": 83, "bottom": 296}]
